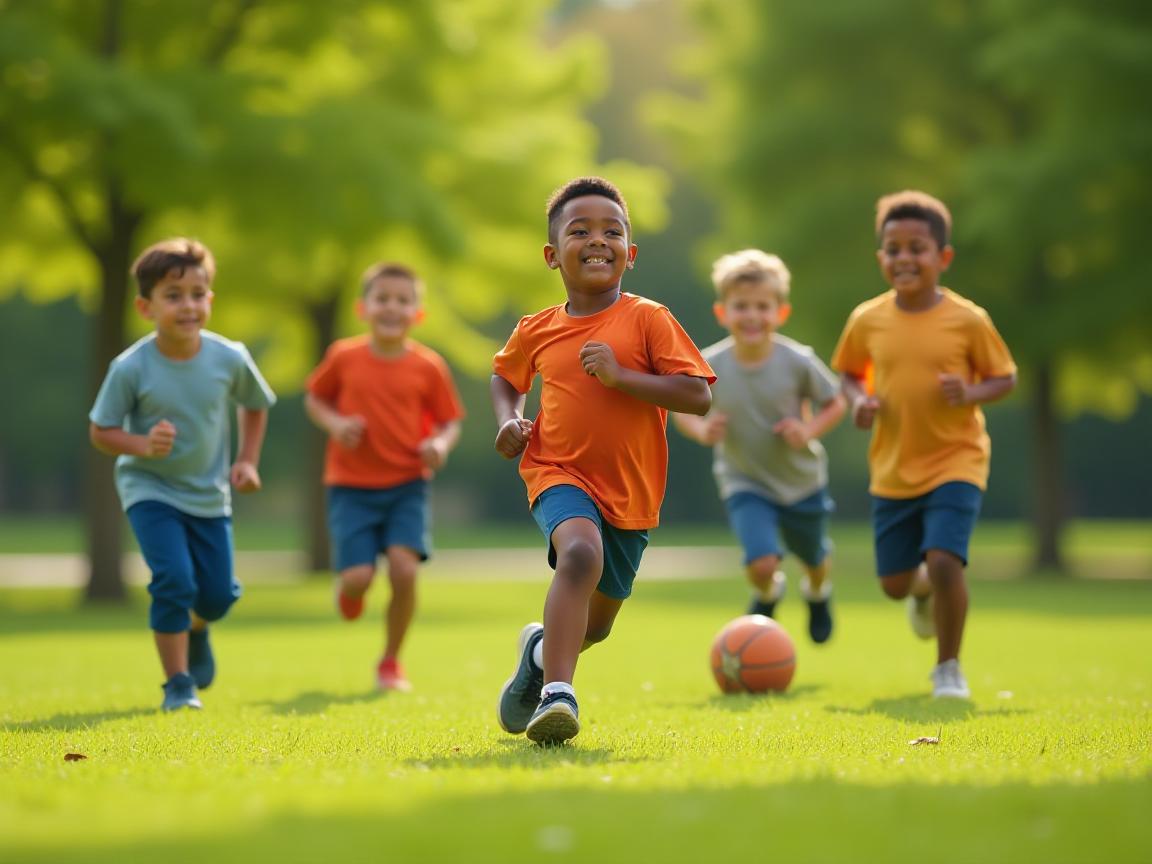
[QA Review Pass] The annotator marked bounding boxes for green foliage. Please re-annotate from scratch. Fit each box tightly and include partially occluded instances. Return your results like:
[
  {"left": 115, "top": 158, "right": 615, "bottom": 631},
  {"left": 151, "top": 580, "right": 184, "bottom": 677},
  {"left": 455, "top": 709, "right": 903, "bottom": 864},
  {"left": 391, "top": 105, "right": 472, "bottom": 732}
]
[
  {"left": 658, "top": 0, "right": 1152, "bottom": 412},
  {"left": 1, "top": 560, "right": 1150, "bottom": 862}
]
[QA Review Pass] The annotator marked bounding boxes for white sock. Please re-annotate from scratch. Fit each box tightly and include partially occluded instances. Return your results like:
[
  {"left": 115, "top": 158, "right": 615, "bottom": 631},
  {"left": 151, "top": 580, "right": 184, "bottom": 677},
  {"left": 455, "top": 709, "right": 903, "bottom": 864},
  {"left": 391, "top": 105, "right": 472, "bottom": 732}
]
[
  {"left": 801, "top": 576, "right": 832, "bottom": 601},
  {"left": 532, "top": 639, "right": 544, "bottom": 670},
  {"left": 541, "top": 681, "right": 576, "bottom": 699},
  {"left": 756, "top": 570, "right": 786, "bottom": 601}
]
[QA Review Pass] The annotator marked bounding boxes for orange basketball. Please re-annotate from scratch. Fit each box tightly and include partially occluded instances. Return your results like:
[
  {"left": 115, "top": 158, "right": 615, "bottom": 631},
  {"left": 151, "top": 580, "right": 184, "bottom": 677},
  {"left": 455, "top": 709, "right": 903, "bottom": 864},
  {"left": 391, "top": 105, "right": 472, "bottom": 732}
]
[{"left": 710, "top": 614, "right": 796, "bottom": 693}]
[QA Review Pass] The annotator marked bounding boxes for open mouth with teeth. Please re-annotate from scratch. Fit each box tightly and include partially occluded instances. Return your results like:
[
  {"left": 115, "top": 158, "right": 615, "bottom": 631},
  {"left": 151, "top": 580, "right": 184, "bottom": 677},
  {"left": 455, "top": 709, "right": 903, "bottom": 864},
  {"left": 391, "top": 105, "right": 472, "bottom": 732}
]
[{"left": 583, "top": 256, "right": 612, "bottom": 265}]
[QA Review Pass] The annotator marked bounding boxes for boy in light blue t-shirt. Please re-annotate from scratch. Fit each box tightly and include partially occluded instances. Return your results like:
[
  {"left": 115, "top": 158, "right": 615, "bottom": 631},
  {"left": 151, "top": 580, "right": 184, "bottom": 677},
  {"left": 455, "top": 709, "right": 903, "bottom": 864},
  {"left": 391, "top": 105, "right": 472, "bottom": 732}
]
[
  {"left": 674, "top": 249, "right": 845, "bottom": 643},
  {"left": 89, "top": 238, "right": 275, "bottom": 711}
]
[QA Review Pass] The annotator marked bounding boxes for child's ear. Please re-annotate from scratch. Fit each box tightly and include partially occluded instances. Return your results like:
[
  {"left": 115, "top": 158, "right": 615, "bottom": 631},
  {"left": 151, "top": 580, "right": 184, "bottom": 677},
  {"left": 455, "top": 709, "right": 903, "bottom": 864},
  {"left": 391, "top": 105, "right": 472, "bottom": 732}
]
[
  {"left": 543, "top": 245, "right": 560, "bottom": 269},
  {"left": 777, "top": 303, "right": 792, "bottom": 325},
  {"left": 355, "top": 298, "right": 366, "bottom": 319},
  {"left": 939, "top": 245, "right": 955, "bottom": 271},
  {"left": 413, "top": 308, "right": 426, "bottom": 325},
  {"left": 134, "top": 295, "right": 154, "bottom": 320},
  {"left": 712, "top": 302, "right": 727, "bottom": 326}
]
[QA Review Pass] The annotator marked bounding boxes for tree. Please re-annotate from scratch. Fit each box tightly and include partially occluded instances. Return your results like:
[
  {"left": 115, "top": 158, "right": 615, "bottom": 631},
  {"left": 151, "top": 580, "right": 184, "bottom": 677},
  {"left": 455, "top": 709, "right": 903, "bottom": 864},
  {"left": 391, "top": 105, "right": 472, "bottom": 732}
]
[
  {"left": 656, "top": 0, "right": 1152, "bottom": 571},
  {"left": 0, "top": 0, "right": 664, "bottom": 597}
]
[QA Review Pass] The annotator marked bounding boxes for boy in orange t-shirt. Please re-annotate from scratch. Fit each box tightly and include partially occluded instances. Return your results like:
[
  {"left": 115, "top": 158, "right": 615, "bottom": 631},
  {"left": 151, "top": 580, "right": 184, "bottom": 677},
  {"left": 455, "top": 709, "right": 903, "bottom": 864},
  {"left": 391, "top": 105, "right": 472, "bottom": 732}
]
[
  {"left": 306, "top": 262, "right": 464, "bottom": 692},
  {"left": 831, "top": 190, "right": 1016, "bottom": 700},
  {"left": 492, "top": 176, "right": 715, "bottom": 745}
]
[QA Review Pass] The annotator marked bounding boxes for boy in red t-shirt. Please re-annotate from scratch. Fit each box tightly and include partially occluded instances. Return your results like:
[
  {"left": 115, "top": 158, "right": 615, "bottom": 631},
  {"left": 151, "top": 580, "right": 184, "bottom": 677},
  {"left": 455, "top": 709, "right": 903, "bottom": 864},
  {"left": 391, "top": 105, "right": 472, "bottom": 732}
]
[
  {"left": 492, "top": 177, "right": 715, "bottom": 744},
  {"left": 306, "top": 262, "right": 464, "bottom": 692}
]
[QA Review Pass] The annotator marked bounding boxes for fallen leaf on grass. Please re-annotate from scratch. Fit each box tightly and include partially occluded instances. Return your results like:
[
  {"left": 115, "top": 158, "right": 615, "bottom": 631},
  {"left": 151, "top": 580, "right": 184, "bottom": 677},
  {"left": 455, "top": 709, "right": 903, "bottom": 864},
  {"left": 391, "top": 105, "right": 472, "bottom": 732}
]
[
  {"left": 909, "top": 727, "right": 943, "bottom": 746},
  {"left": 63, "top": 753, "right": 88, "bottom": 761}
]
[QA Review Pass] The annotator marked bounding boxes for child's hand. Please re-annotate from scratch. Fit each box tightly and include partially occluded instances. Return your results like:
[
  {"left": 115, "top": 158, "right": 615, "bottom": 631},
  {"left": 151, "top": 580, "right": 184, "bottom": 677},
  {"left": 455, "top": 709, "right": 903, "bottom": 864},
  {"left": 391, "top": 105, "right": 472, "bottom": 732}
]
[
  {"left": 495, "top": 418, "right": 533, "bottom": 459},
  {"left": 579, "top": 341, "right": 621, "bottom": 387},
  {"left": 773, "top": 416, "right": 811, "bottom": 449},
  {"left": 938, "top": 373, "right": 970, "bottom": 407},
  {"left": 419, "top": 436, "right": 449, "bottom": 471},
  {"left": 330, "top": 414, "right": 366, "bottom": 449},
  {"left": 852, "top": 395, "right": 880, "bottom": 429},
  {"left": 145, "top": 420, "right": 177, "bottom": 458},
  {"left": 230, "top": 460, "right": 262, "bottom": 493},
  {"left": 699, "top": 412, "right": 729, "bottom": 445}
]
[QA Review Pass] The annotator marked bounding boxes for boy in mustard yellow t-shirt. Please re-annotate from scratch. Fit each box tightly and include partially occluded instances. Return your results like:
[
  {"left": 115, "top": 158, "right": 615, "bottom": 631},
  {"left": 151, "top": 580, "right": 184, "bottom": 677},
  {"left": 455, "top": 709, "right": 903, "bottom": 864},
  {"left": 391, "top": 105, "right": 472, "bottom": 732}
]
[
  {"left": 831, "top": 190, "right": 1016, "bottom": 699},
  {"left": 492, "top": 176, "right": 715, "bottom": 744}
]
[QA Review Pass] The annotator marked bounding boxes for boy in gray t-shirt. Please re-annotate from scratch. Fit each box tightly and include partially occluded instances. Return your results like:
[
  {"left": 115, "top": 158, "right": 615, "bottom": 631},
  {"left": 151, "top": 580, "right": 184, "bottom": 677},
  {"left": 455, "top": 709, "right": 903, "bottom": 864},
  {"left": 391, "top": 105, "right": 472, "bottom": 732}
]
[
  {"left": 674, "top": 250, "right": 845, "bottom": 642},
  {"left": 89, "top": 238, "right": 275, "bottom": 711}
]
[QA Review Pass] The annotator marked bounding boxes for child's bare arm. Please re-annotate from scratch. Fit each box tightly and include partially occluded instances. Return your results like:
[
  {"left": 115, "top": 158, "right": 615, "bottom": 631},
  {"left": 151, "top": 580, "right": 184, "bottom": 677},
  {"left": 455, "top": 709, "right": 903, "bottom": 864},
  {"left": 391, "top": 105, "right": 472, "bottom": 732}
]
[
  {"left": 842, "top": 374, "right": 879, "bottom": 430},
  {"left": 90, "top": 420, "right": 176, "bottom": 458},
  {"left": 491, "top": 374, "right": 532, "bottom": 459},
  {"left": 231, "top": 407, "right": 268, "bottom": 493},
  {"left": 672, "top": 411, "right": 728, "bottom": 446},
  {"left": 774, "top": 394, "right": 846, "bottom": 449},
  {"left": 939, "top": 373, "right": 1017, "bottom": 407},
  {"left": 419, "top": 419, "right": 462, "bottom": 471},
  {"left": 579, "top": 342, "right": 711, "bottom": 415},
  {"left": 304, "top": 392, "right": 365, "bottom": 449}
]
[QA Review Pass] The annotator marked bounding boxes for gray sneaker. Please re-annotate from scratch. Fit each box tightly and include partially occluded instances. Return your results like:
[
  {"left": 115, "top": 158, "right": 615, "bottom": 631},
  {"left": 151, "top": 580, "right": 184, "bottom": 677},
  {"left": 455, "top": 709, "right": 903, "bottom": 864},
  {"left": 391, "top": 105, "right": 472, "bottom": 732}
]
[
  {"left": 161, "top": 672, "right": 203, "bottom": 712},
  {"left": 497, "top": 623, "right": 544, "bottom": 734},
  {"left": 931, "top": 659, "right": 970, "bottom": 699},
  {"left": 526, "top": 690, "right": 580, "bottom": 745},
  {"left": 907, "top": 593, "right": 936, "bottom": 639}
]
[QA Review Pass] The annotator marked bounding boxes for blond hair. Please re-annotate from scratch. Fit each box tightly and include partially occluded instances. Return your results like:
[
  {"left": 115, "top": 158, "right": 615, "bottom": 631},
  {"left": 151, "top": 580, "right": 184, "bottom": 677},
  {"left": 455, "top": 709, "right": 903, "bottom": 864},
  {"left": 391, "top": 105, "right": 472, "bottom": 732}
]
[{"left": 710, "top": 249, "right": 791, "bottom": 303}]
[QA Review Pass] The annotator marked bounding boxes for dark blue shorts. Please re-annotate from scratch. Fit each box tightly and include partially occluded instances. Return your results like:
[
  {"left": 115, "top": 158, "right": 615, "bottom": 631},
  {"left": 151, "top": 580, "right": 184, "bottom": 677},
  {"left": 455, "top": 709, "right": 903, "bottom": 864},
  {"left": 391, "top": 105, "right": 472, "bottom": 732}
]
[
  {"left": 126, "top": 500, "right": 240, "bottom": 633},
  {"left": 327, "top": 480, "right": 430, "bottom": 572},
  {"left": 871, "top": 481, "right": 983, "bottom": 577},
  {"left": 531, "top": 484, "right": 649, "bottom": 600},
  {"left": 724, "top": 488, "right": 834, "bottom": 568}
]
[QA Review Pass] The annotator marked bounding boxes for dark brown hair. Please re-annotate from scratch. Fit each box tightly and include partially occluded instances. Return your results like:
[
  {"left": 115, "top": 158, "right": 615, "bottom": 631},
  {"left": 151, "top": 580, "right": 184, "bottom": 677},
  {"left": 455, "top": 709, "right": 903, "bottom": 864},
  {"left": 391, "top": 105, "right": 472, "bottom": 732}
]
[
  {"left": 360, "top": 261, "right": 423, "bottom": 297},
  {"left": 131, "top": 238, "right": 216, "bottom": 298}
]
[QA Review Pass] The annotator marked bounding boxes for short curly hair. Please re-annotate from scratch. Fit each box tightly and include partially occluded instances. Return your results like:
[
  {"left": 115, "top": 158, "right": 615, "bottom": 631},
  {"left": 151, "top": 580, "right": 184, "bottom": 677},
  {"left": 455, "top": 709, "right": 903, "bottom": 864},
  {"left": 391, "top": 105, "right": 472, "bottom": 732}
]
[
  {"left": 131, "top": 238, "right": 216, "bottom": 298},
  {"left": 875, "top": 190, "right": 952, "bottom": 249},
  {"left": 710, "top": 249, "right": 791, "bottom": 303},
  {"left": 546, "top": 176, "right": 630, "bottom": 244}
]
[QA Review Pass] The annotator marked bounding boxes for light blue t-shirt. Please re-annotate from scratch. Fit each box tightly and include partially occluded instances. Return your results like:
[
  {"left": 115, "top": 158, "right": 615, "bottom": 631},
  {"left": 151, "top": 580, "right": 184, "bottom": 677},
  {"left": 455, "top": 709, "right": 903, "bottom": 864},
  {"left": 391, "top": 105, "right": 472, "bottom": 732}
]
[
  {"left": 703, "top": 334, "right": 839, "bottom": 505},
  {"left": 89, "top": 331, "right": 276, "bottom": 517}
]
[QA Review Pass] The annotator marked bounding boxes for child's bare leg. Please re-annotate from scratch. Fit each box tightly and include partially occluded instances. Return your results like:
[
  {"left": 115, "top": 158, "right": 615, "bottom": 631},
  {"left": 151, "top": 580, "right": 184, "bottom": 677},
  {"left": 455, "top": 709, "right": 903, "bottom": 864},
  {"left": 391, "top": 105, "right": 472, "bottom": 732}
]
[
  {"left": 746, "top": 554, "right": 781, "bottom": 594},
  {"left": 542, "top": 517, "right": 603, "bottom": 685},
  {"left": 154, "top": 630, "right": 189, "bottom": 679},
  {"left": 879, "top": 563, "right": 928, "bottom": 600},
  {"left": 340, "top": 563, "right": 374, "bottom": 598},
  {"left": 803, "top": 558, "right": 830, "bottom": 593},
  {"left": 583, "top": 591, "right": 624, "bottom": 648},
  {"left": 382, "top": 546, "right": 420, "bottom": 660},
  {"left": 925, "top": 548, "right": 967, "bottom": 663}
]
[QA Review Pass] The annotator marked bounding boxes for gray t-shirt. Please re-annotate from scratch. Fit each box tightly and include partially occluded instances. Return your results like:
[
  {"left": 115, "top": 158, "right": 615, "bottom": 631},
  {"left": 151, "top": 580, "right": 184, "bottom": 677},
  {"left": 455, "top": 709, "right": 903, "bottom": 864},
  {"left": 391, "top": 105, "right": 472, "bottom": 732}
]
[
  {"left": 703, "top": 334, "right": 839, "bottom": 505},
  {"left": 89, "top": 331, "right": 276, "bottom": 517}
]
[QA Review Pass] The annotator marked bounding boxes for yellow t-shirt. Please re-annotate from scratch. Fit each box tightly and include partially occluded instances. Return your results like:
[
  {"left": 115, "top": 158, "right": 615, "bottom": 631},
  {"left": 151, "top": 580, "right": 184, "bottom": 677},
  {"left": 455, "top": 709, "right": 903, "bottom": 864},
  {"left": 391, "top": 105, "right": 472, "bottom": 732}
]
[{"left": 831, "top": 289, "right": 1016, "bottom": 498}]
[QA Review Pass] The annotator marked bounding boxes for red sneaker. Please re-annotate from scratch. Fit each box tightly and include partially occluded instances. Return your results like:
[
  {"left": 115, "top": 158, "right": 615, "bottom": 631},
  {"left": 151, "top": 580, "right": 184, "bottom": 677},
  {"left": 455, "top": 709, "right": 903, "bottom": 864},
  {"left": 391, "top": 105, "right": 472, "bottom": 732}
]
[
  {"left": 334, "top": 580, "right": 365, "bottom": 621},
  {"left": 376, "top": 657, "right": 412, "bottom": 692}
]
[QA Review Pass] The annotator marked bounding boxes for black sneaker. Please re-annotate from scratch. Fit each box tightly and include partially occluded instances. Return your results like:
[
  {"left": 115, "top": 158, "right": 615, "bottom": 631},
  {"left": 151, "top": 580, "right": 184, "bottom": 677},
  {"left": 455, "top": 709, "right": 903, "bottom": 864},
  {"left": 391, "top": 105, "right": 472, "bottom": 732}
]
[
  {"left": 188, "top": 627, "right": 215, "bottom": 689},
  {"left": 497, "top": 623, "right": 544, "bottom": 734},
  {"left": 526, "top": 690, "right": 580, "bottom": 745},
  {"left": 806, "top": 597, "right": 834, "bottom": 643},
  {"left": 161, "top": 672, "right": 202, "bottom": 712}
]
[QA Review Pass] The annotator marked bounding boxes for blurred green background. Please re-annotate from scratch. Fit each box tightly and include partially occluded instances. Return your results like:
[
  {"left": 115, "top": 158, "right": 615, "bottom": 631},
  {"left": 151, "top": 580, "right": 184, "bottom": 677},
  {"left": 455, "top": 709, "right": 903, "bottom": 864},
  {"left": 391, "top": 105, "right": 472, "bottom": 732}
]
[{"left": 1, "top": 0, "right": 1149, "bottom": 600}]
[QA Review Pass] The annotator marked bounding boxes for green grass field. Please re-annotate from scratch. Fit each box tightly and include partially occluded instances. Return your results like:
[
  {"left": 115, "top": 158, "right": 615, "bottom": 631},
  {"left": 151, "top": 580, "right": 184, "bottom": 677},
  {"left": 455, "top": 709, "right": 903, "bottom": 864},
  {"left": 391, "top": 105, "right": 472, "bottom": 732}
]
[{"left": 1, "top": 534, "right": 1150, "bottom": 863}]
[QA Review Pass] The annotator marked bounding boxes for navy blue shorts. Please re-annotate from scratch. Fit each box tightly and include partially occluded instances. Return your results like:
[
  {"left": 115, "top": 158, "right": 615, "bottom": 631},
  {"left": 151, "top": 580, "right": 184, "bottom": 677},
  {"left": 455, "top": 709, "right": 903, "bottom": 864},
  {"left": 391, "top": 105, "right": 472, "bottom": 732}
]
[
  {"left": 531, "top": 484, "right": 649, "bottom": 600},
  {"left": 871, "top": 481, "right": 983, "bottom": 577},
  {"left": 327, "top": 480, "right": 430, "bottom": 572},
  {"left": 126, "top": 500, "right": 240, "bottom": 633},
  {"left": 724, "top": 488, "right": 834, "bottom": 568}
]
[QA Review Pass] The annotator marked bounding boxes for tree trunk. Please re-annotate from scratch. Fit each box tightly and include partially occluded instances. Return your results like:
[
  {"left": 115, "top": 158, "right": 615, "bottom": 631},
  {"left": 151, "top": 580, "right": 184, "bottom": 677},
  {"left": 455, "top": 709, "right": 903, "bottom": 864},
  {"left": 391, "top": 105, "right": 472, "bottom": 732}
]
[
  {"left": 303, "top": 292, "right": 342, "bottom": 573},
  {"left": 1029, "top": 357, "right": 1066, "bottom": 573}
]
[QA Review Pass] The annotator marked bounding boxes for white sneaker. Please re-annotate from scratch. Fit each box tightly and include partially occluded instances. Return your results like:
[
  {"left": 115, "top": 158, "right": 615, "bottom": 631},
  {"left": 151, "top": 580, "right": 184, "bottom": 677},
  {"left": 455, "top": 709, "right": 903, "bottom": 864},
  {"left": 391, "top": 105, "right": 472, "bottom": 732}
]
[
  {"left": 931, "top": 659, "right": 970, "bottom": 699},
  {"left": 906, "top": 593, "right": 936, "bottom": 639}
]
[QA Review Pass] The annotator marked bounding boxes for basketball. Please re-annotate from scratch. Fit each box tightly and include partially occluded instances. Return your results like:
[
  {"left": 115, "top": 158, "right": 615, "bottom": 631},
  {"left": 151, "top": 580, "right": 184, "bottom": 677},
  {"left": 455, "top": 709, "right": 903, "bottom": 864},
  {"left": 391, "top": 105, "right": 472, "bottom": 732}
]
[{"left": 710, "top": 614, "right": 796, "bottom": 693}]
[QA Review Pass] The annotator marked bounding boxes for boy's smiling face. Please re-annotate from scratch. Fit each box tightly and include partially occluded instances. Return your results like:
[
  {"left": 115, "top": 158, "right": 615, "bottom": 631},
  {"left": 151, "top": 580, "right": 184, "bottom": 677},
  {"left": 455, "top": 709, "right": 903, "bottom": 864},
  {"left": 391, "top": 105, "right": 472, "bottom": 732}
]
[
  {"left": 359, "top": 274, "right": 422, "bottom": 347},
  {"left": 544, "top": 194, "right": 636, "bottom": 299},
  {"left": 135, "top": 265, "right": 213, "bottom": 348},
  {"left": 877, "top": 218, "right": 954, "bottom": 306},
  {"left": 715, "top": 279, "right": 790, "bottom": 352}
]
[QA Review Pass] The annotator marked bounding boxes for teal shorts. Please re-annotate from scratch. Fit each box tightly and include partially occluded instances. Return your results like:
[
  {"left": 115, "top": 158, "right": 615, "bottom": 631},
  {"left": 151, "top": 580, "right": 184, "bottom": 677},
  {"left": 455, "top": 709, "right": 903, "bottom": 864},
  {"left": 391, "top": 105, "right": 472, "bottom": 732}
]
[{"left": 530, "top": 484, "right": 649, "bottom": 600}]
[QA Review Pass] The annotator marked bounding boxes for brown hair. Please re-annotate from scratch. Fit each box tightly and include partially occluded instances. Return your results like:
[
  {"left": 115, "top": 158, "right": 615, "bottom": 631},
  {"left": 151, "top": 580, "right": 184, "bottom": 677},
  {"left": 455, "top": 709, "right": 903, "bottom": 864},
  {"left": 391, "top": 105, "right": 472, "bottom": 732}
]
[
  {"left": 710, "top": 249, "right": 791, "bottom": 303},
  {"left": 875, "top": 190, "right": 952, "bottom": 248},
  {"left": 360, "top": 261, "right": 423, "bottom": 297},
  {"left": 131, "top": 238, "right": 216, "bottom": 298}
]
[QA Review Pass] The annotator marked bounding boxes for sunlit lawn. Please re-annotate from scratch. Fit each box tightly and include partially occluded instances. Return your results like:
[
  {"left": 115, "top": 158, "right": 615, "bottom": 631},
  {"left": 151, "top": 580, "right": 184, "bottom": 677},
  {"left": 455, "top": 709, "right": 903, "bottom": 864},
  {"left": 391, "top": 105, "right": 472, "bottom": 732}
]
[{"left": 1, "top": 530, "right": 1150, "bottom": 863}]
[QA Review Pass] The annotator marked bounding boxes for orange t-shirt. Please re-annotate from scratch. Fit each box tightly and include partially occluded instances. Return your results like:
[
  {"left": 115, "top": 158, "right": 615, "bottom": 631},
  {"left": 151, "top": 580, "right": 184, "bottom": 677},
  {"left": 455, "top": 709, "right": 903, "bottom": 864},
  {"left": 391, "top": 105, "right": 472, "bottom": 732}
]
[
  {"left": 831, "top": 289, "right": 1016, "bottom": 498},
  {"left": 307, "top": 335, "right": 465, "bottom": 488},
  {"left": 493, "top": 293, "right": 715, "bottom": 529}
]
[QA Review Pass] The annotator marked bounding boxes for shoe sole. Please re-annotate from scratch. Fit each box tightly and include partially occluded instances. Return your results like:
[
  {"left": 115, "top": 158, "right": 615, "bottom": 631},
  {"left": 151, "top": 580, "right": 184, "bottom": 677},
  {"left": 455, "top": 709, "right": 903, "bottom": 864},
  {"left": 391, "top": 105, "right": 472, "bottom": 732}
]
[
  {"left": 907, "top": 595, "right": 936, "bottom": 640},
  {"left": 526, "top": 703, "right": 579, "bottom": 745},
  {"left": 496, "top": 623, "right": 543, "bottom": 734}
]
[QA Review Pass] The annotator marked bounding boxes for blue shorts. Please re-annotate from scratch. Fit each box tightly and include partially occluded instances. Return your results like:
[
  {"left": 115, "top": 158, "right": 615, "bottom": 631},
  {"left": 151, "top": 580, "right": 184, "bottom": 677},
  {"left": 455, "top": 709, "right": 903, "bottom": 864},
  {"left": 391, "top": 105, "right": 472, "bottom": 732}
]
[
  {"left": 126, "top": 500, "right": 240, "bottom": 633},
  {"left": 871, "top": 481, "right": 983, "bottom": 577},
  {"left": 531, "top": 485, "right": 649, "bottom": 600},
  {"left": 724, "top": 488, "right": 834, "bottom": 568},
  {"left": 327, "top": 480, "right": 430, "bottom": 572}
]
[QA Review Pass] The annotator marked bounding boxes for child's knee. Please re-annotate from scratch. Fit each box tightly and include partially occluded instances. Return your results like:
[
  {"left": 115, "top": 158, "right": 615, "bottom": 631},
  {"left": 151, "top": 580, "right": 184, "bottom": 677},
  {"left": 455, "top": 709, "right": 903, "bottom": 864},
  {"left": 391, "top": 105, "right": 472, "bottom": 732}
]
[
  {"left": 583, "top": 622, "right": 614, "bottom": 646},
  {"left": 747, "top": 555, "right": 781, "bottom": 582},
  {"left": 341, "top": 564, "right": 375, "bottom": 594},
  {"left": 879, "top": 569, "right": 918, "bottom": 599},
  {"left": 925, "top": 549, "right": 965, "bottom": 583},
  {"left": 194, "top": 582, "right": 242, "bottom": 622},
  {"left": 554, "top": 536, "right": 602, "bottom": 579}
]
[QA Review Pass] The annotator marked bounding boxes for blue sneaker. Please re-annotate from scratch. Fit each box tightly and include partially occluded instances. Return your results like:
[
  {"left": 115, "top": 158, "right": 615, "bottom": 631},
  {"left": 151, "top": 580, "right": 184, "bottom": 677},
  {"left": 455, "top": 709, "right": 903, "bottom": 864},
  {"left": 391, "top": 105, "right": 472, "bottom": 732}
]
[
  {"left": 526, "top": 690, "right": 580, "bottom": 745},
  {"left": 161, "top": 672, "right": 202, "bottom": 712},
  {"left": 188, "top": 628, "right": 215, "bottom": 689},
  {"left": 497, "top": 623, "right": 544, "bottom": 734}
]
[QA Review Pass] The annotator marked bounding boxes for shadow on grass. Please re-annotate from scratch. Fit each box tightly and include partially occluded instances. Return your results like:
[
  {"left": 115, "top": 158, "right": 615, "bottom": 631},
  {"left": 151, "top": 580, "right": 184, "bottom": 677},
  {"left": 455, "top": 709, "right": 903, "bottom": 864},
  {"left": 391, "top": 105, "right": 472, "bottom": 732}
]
[
  {"left": 824, "top": 693, "right": 1032, "bottom": 723},
  {"left": 410, "top": 738, "right": 633, "bottom": 769},
  {"left": 6, "top": 705, "right": 157, "bottom": 732},
  {"left": 255, "top": 689, "right": 388, "bottom": 715},
  {"left": 699, "top": 682, "right": 825, "bottom": 711}
]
